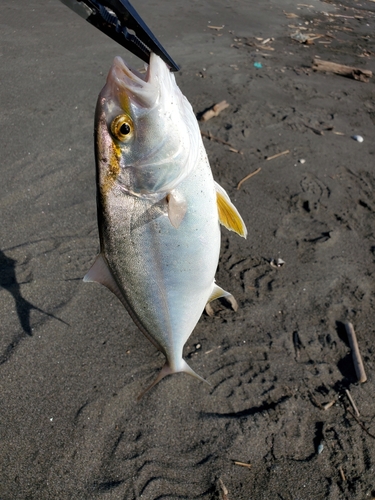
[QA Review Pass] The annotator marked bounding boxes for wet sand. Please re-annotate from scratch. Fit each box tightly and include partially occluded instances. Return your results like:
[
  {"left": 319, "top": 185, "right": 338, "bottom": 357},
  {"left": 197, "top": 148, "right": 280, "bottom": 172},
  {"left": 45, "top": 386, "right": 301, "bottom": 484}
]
[{"left": 1, "top": 1, "right": 375, "bottom": 498}]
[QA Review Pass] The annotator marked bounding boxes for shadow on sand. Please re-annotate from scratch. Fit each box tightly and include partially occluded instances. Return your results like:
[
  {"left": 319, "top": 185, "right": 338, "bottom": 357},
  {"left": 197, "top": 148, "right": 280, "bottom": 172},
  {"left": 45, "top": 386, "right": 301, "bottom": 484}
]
[{"left": 0, "top": 249, "right": 68, "bottom": 364}]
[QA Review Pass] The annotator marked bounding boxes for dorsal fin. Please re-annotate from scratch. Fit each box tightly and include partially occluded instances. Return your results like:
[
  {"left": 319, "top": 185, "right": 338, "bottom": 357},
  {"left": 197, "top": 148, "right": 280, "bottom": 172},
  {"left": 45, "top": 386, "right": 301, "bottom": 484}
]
[{"left": 215, "top": 181, "right": 247, "bottom": 238}]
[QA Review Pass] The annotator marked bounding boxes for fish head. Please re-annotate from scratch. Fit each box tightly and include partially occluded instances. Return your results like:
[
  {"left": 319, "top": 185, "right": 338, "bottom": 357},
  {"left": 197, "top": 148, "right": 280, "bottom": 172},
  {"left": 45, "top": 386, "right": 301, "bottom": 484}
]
[{"left": 95, "top": 53, "right": 200, "bottom": 199}]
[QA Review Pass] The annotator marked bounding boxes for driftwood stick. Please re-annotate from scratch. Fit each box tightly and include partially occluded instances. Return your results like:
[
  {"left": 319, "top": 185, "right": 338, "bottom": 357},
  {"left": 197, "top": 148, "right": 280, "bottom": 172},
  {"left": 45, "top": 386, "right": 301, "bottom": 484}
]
[
  {"left": 266, "top": 150, "right": 289, "bottom": 161},
  {"left": 322, "top": 399, "right": 337, "bottom": 411},
  {"left": 339, "top": 465, "right": 346, "bottom": 482},
  {"left": 200, "top": 100, "right": 229, "bottom": 121},
  {"left": 312, "top": 57, "right": 372, "bottom": 82},
  {"left": 345, "top": 389, "right": 360, "bottom": 417},
  {"left": 345, "top": 322, "right": 367, "bottom": 383},
  {"left": 236, "top": 167, "right": 261, "bottom": 189},
  {"left": 218, "top": 478, "right": 228, "bottom": 500},
  {"left": 233, "top": 461, "right": 252, "bottom": 468},
  {"left": 347, "top": 409, "right": 375, "bottom": 440},
  {"left": 200, "top": 131, "right": 241, "bottom": 153}
]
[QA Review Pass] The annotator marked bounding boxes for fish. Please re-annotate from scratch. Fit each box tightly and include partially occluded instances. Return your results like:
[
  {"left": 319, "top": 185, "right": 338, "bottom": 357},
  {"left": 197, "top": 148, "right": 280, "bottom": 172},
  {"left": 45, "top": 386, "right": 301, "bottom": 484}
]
[{"left": 84, "top": 53, "right": 247, "bottom": 394}]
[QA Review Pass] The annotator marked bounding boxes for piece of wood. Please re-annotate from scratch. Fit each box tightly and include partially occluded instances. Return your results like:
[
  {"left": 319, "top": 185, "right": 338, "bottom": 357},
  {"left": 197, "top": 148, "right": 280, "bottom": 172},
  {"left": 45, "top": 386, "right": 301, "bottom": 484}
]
[
  {"left": 266, "top": 150, "right": 290, "bottom": 161},
  {"left": 322, "top": 399, "right": 336, "bottom": 410},
  {"left": 345, "top": 389, "right": 360, "bottom": 417},
  {"left": 233, "top": 461, "right": 252, "bottom": 468},
  {"left": 312, "top": 57, "right": 372, "bottom": 82},
  {"left": 200, "top": 100, "right": 229, "bottom": 121},
  {"left": 200, "top": 131, "right": 242, "bottom": 154},
  {"left": 208, "top": 25, "right": 224, "bottom": 30},
  {"left": 218, "top": 478, "right": 228, "bottom": 500},
  {"left": 347, "top": 409, "right": 375, "bottom": 439},
  {"left": 339, "top": 466, "right": 346, "bottom": 482},
  {"left": 345, "top": 322, "right": 367, "bottom": 383},
  {"left": 236, "top": 167, "right": 261, "bottom": 190}
]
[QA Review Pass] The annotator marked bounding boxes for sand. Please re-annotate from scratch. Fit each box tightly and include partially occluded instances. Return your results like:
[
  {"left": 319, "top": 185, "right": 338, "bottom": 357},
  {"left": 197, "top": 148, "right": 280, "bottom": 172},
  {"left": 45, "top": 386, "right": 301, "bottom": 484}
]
[{"left": 1, "top": 0, "right": 375, "bottom": 498}]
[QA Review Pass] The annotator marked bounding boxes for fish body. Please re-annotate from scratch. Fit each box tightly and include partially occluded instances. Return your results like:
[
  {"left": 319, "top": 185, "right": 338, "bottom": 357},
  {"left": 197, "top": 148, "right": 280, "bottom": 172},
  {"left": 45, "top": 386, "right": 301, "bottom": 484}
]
[{"left": 85, "top": 54, "right": 246, "bottom": 391}]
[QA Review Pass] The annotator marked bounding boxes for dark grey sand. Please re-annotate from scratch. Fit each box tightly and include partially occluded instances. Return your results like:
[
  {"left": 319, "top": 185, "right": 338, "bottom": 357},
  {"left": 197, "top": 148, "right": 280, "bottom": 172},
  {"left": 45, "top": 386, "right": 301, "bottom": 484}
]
[{"left": 1, "top": 1, "right": 375, "bottom": 498}]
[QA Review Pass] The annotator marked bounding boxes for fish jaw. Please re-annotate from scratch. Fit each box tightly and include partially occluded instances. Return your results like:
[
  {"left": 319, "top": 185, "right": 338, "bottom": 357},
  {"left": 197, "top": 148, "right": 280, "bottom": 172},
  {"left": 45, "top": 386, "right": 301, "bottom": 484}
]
[{"left": 95, "top": 53, "right": 200, "bottom": 200}]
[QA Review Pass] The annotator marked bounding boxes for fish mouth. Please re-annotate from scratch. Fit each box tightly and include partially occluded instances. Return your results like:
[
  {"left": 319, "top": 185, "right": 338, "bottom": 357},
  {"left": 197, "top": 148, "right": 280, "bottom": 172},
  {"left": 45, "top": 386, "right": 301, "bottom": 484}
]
[{"left": 105, "top": 53, "right": 171, "bottom": 109}]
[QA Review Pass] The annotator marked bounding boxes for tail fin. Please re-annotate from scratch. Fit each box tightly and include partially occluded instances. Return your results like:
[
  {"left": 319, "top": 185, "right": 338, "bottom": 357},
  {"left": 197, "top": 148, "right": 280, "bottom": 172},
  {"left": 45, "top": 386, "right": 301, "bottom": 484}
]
[{"left": 137, "top": 359, "right": 209, "bottom": 400}]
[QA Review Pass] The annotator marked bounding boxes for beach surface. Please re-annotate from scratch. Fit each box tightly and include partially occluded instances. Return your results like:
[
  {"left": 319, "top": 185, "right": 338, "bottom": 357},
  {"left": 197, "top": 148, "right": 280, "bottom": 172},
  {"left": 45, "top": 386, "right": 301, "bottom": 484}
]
[{"left": 1, "top": 1, "right": 375, "bottom": 498}]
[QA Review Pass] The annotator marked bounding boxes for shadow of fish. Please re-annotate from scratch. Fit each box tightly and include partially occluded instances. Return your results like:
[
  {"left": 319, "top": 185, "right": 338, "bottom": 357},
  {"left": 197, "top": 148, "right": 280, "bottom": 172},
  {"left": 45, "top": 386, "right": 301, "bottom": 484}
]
[
  {"left": 0, "top": 249, "right": 68, "bottom": 363},
  {"left": 85, "top": 54, "right": 247, "bottom": 395}
]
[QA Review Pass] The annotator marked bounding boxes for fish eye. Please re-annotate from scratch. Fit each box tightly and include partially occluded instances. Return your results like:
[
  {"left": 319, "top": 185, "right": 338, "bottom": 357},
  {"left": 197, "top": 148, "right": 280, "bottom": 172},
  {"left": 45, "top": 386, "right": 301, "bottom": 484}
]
[{"left": 110, "top": 114, "right": 134, "bottom": 142}]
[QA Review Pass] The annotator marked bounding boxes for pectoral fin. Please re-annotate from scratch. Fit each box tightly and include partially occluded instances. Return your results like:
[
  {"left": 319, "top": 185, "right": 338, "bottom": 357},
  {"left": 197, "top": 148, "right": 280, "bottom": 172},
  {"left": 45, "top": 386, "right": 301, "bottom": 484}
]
[
  {"left": 166, "top": 190, "right": 187, "bottom": 229},
  {"left": 205, "top": 283, "right": 238, "bottom": 317},
  {"left": 215, "top": 181, "right": 247, "bottom": 238}
]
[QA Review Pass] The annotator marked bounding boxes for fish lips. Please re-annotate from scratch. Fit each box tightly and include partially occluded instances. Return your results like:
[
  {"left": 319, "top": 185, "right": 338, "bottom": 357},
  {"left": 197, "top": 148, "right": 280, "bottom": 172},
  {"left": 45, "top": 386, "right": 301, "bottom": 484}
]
[{"left": 103, "top": 53, "right": 175, "bottom": 111}]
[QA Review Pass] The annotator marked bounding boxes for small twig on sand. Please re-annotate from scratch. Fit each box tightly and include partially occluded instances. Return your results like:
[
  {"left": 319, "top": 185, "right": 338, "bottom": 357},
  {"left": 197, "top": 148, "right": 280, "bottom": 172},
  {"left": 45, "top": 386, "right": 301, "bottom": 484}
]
[
  {"left": 200, "top": 100, "right": 229, "bottom": 121},
  {"left": 322, "top": 399, "right": 337, "bottom": 410},
  {"left": 208, "top": 25, "right": 224, "bottom": 31},
  {"left": 236, "top": 167, "right": 261, "bottom": 189},
  {"left": 266, "top": 149, "right": 290, "bottom": 161},
  {"left": 233, "top": 461, "right": 252, "bottom": 469},
  {"left": 345, "top": 389, "right": 360, "bottom": 417},
  {"left": 201, "top": 131, "right": 242, "bottom": 154},
  {"left": 347, "top": 409, "right": 375, "bottom": 440},
  {"left": 218, "top": 478, "right": 228, "bottom": 500},
  {"left": 339, "top": 465, "right": 346, "bottom": 482},
  {"left": 345, "top": 322, "right": 367, "bottom": 383}
]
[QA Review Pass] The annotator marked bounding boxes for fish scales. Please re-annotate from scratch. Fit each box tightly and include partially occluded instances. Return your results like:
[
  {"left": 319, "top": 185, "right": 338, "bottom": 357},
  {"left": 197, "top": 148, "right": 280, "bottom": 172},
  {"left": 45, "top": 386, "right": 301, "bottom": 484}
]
[{"left": 85, "top": 53, "right": 247, "bottom": 394}]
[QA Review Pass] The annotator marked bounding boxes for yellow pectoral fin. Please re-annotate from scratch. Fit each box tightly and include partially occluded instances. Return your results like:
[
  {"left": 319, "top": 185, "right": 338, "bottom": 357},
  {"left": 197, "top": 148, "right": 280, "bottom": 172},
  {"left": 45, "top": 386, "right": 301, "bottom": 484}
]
[{"left": 215, "top": 181, "right": 247, "bottom": 238}]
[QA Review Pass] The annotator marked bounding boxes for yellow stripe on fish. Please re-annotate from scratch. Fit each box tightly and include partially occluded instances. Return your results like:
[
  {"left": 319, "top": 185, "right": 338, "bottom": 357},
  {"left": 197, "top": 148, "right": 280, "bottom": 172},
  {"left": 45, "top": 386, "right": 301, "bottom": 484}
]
[{"left": 101, "top": 141, "right": 121, "bottom": 200}]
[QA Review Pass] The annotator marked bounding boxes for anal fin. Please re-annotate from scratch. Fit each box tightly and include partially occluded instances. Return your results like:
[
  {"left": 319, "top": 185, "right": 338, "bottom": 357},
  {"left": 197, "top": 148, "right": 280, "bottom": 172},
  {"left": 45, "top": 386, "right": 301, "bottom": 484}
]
[
  {"left": 205, "top": 283, "right": 238, "bottom": 317},
  {"left": 84, "top": 254, "right": 162, "bottom": 351},
  {"left": 215, "top": 181, "right": 247, "bottom": 238},
  {"left": 84, "top": 254, "right": 124, "bottom": 304}
]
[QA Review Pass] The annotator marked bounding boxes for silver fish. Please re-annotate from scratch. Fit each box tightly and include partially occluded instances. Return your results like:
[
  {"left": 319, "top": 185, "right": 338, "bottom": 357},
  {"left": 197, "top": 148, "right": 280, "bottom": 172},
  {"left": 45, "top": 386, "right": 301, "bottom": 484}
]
[{"left": 84, "top": 53, "right": 247, "bottom": 394}]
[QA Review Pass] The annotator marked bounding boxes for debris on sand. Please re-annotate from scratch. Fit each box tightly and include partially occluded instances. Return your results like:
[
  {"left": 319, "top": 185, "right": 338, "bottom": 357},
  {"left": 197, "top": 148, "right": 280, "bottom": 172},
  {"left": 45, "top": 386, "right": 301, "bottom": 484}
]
[
  {"left": 201, "top": 131, "right": 242, "bottom": 154},
  {"left": 290, "top": 31, "right": 324, "bottom": 45},
  {"left": 217, "top": 478, "right": 229, "bottom": 500},
  {"left": 199, "top": 100, "right": 230, "bottom": 121},
  {"left": 312, "top": 58, "right": 372, "bottom": 82},
  {"left": 266, "top": 149, "right": 290, "bottom": 161},
  {"left": 236, "top": 167, "right": 261, "bottom": 189},
  {"left": 345, "top": 389, "right": 360, "bottom": 417},
  {"left": 270, "top": 258, "right": 285, "bottom": 269},
  {"left": 284, "top": 11, "right": 299, "bottom": 19},
  {"left": 345, "top": 322, "right": 367, "bottom": 383},
  {"left": 352, "top": 135, "right": 364, "bottom": 142},
  {"left": 233, "top": 460, "right": 252, "bottom": 469},
  {"left": 339, "top": 466, "right": 347, "bottom": 482}
]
